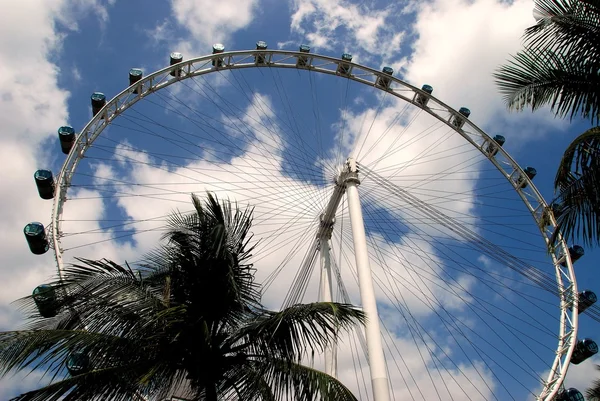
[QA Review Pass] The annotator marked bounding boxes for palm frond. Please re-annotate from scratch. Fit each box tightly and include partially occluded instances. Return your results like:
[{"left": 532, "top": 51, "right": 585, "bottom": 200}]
[
  {"left": 551, "top": 127, "right": 600, "bottom": 247},
  {"left": 0, "top": 329, "right": 128, "bottom": 378},
  {"left": 235, "top": 302, "right": 365, "bottom": 361},
  {"left": 555, "top": 126, "right": 600, "bottom": 187},
  {"left": 587, "top": 364, "right": 600, "bottom": 400},
  {"left": 526, "top": 0, "right": 600, "bottom": 65},
  {"left": 219, "top": 364, "right": 276, "bottom": 401},
  {"left": 252, "top": 358, "right": 358, "bottom": 401},
  {"left": 494, "top": 48, "right": 600, "bottom": 123},
  {"left": 19, "top": 258, "right": 172, "bottom": 339},
  {"left": 8, "top": 363, "right": 174, "bottom": 401},
  {"left": 146, "top": 193, "right": 262, "bottom": 326}
]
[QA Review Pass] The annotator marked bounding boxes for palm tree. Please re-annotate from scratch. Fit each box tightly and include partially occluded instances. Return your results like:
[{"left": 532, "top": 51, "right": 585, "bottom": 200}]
[
  {"left": 551, "top": 126, "right": 600, "bottom": 247},
  {"left": 494, "top": 0, "right": 600, "bottom": 248},
  {"left": 0, "top": 193, "right": 365, "bottom": 401},
  {"left": 494, "top": 0, "right": 599, "bottom": 124},
  {"left": 588, "top": 365, "right": 600, "bottom": 400}
]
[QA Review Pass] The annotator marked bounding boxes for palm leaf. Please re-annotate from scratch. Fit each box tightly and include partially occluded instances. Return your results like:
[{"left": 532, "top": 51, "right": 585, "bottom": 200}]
[
  {"left": 526, "top": 0, "right": 600, "bottom": 65},
  {"left": 145, "top": 193, "right": 261, "bottom": 327},
  {"left": 234, "top": 302, "right": 365, "bottom": 362},
  {"left": 555, "top": 126, "right": 600, "bottom": 186},
  {"left": 495, "top": 48, "right": 600, "bottom": 123},
  {"left": 21, "top": 258, "right": 174, "bottom": 339},
  {"left": 551, "top": 127, "right": 600, "bottom": 247},
  {"left": 8, "top": 363, "right": 176, "bottom": 401},
  {"left": 252, "top": 358, "right": 358, "bottom": 401},
  {"left": 2, "top": 194, "right": 364, "bottom": 400},
  {"left": 587, "top": 364, "right": 600, "bottom": 400}
]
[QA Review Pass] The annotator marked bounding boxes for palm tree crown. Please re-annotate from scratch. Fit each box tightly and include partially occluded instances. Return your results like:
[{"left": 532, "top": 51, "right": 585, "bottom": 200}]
[
  {"left": 495, "top": 0, "right": 600, "bottom": 124},
  {"left": 496, "top": 0, "right": 600, "bottom": 248},
  {"left": 0, "top": 193, "right": 365, "bottom": 401}
]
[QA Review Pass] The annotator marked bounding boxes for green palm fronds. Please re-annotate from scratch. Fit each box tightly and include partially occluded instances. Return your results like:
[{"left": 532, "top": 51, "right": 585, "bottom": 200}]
[{"left": 0, "top": 193, "right": 364, "bottom": 401}]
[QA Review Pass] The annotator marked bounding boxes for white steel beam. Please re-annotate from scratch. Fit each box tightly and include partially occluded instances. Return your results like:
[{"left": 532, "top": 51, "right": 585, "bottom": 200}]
[{"left": 342, "top": 158, "right": 390, "bottom": 401}]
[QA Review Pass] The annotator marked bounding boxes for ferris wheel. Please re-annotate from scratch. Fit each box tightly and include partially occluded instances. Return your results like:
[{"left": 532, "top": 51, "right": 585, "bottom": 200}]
[{"left": 23, "top": 43, "right": 600, "bottom": 401}]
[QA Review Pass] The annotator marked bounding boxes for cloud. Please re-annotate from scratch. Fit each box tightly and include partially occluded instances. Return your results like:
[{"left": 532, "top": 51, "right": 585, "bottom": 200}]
[
  {"left": 0, "top": 369, "right": 50, "bottom": 400},
  {"left": 0, "top": 0, "right": 116, "bottom": 325},
  {"left": 288, "top": 0, "right": 406, "bottom": 67},
  {"left": 403, "top": 0, "right": 569, "bottom": 142},
  {"left": 153, "top": 0, "right": 260, "bottom": 55},
  {"left": 565, "top": 357, "right": 599, "bottom": 395}
]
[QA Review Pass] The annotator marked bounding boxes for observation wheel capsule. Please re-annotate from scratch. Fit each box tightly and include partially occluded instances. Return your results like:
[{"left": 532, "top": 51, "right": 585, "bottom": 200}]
[
  {"left": 556, "top": 388, "right": 585, "bottom": 401},
  {"left": 255, "top": 40, "right": 268, "bottom": 64},
  {"left": 58, "top": 125, "right": 76, "bottom": 155},
  {"left": 212, "top": 43, "right": 225, "bottom": 67},
  {"left": 297, "top": 44, "right": 311, "bottom": 67},
  {"left": 450, "top": 107, "right": 471, "bottom": 129},
  {"left": 415, "top": 84, "right": 433, "bottom": 106},
  {"left": 486, "top": 134, "right": 506, "bottom": 157},
  {"left": 516, "top": 166, "right": 537, "bottom": 189},
  {"left": 570, "top": 338, "right": 598, "bottom": 364},
  {"left": 578, "top": 290, "right": 597, "bottom": 313},
  {"left": 560, "top": 245, "right": 585, "bottom": 267},
  {"left": 129, "top": 68, "right": 143, "bottom": 93},
  {"left": 375, "top": 66, "right": 394, "bottom": 90},
  {"left": 23, "top": 222, "right": 49, "bottom": 255},
  {"left": 91, "top": 92, "right": 106, "bottom": 117},
  {"left": 34, "top": 169, "right": 55, "bottom": 200},
  {"left": 66, "top": 351, "right": 91, "bottom": 376},
  {"left": 337, "top": 53, "right": 353, "bottom": 75},
  {"left": 169, "top": 52, "right": 183, "bottom": 77},
  {"left": 32, "top": 284, "right": 57, "bottom": 318}
]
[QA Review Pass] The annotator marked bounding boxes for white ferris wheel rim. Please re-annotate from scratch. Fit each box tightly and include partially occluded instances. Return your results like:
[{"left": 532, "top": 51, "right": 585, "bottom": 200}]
[{"left": 48, "top": 48, "right": 579, "bottom": 401}]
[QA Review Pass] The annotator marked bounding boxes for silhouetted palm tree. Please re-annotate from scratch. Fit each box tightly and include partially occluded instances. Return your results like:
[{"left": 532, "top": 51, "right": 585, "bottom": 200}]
[
  {"left": 551, "top": 126, "right": 600, "bottom": 247},
  {"left": 0, "top": 193, "right": 364, "bottom": 401},
  {"left": 495, "top": 0, "right": 599, "bottom": 124},
  {"left": 495, "top": 0, "right": 600, "bottom": 248},
  {"left": 587, "top": 365, "right": 600, "bottom": 400}
]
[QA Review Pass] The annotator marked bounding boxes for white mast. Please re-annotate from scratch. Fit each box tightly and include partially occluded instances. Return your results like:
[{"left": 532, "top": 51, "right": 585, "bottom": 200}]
[{"left": 320, "top": 158, "right": 391, "bottom": 400}]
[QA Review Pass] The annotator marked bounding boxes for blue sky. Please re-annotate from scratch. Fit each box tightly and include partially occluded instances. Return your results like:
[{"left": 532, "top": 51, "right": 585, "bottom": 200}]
[{"left": 0, "top": 0, "right": 599, "bottom": 399}]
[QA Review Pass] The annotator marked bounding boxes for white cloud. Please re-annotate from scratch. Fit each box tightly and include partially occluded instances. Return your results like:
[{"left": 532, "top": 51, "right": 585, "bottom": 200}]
[
  {"left": 161, "top": 0, "right": 260, "bottom": 55},
  {"left": 403, "top": 0, "right": 569, "bottom": 142},
  {"left": 0, "top": 369, "right": 50, "bottom": 400},
  {"left": 0, "top": 0, "right": 116, "bottom": 326},
  {"left": 565, "top": 357, "right": 599, "bottom": 396},
  {"left": 288, "top": 0, "right": 406, "bottom": 67}
]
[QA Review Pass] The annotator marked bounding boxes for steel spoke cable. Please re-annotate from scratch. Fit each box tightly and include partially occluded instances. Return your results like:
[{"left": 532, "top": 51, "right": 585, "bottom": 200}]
[
  {"left": 356, "top": 188, "right": 558, "bottom": 336},
  {"left": 334, "top": 230, "right": 479, "bottom": 401},
  {"left": 336, "top": 226, "right": 546, "bottom": 399},
  {"left": 146, "top": 78, "right": 328, "bottom": 207},
  {"left": 356, "top": 101, "right": 415, "bottom": 168},
  {"left": 332, "top": 191, "right": 556, "bottom": 312},
  {"left": 225, "top": 66, "right": 330, "bottom": 178},
  {"left": 88, "top": 128, "right": 328, "bottom": 218},
  {"left": 360, "top": 199, "right": 554, "bottom": 371},
  {"left": 267, "top": 67, "right": 336, "bottom": 180},
  {"left": 69, "top": 163, "right": 319, "bottom": 220},
  {"left": 364, "top": 169, "right": 559, "bottom": 294},
  {"left": 184, "top": 71, "right": 334, "bottom": 189},
  {"left": 358, "top": 207, "right": 547, "bottom": 387},
  {"left": 334, "top": 77, "right": 352, "bottom": 169},
  {"left": 355, "top": 89, "right": 403, "bottom": 161},
  {"left": 363, "top": 125, "right": 459, "bottom": 181},
  {"left": 226, "top": 66, "right": 334, "bottom": 183},
  {"left": 361, "top": 182, "right": 551, "bottom": 257},
  {"left": 366, "top": 224, "right": 470, "bottom": 401},
  {"left": 360, "top": 182, "right": 551, "bottom": 271}
]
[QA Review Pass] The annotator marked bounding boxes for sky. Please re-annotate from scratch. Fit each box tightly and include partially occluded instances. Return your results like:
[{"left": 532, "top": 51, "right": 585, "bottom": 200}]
[{"left": 0, "top": 0, "right": 599, "bottom": 400}]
